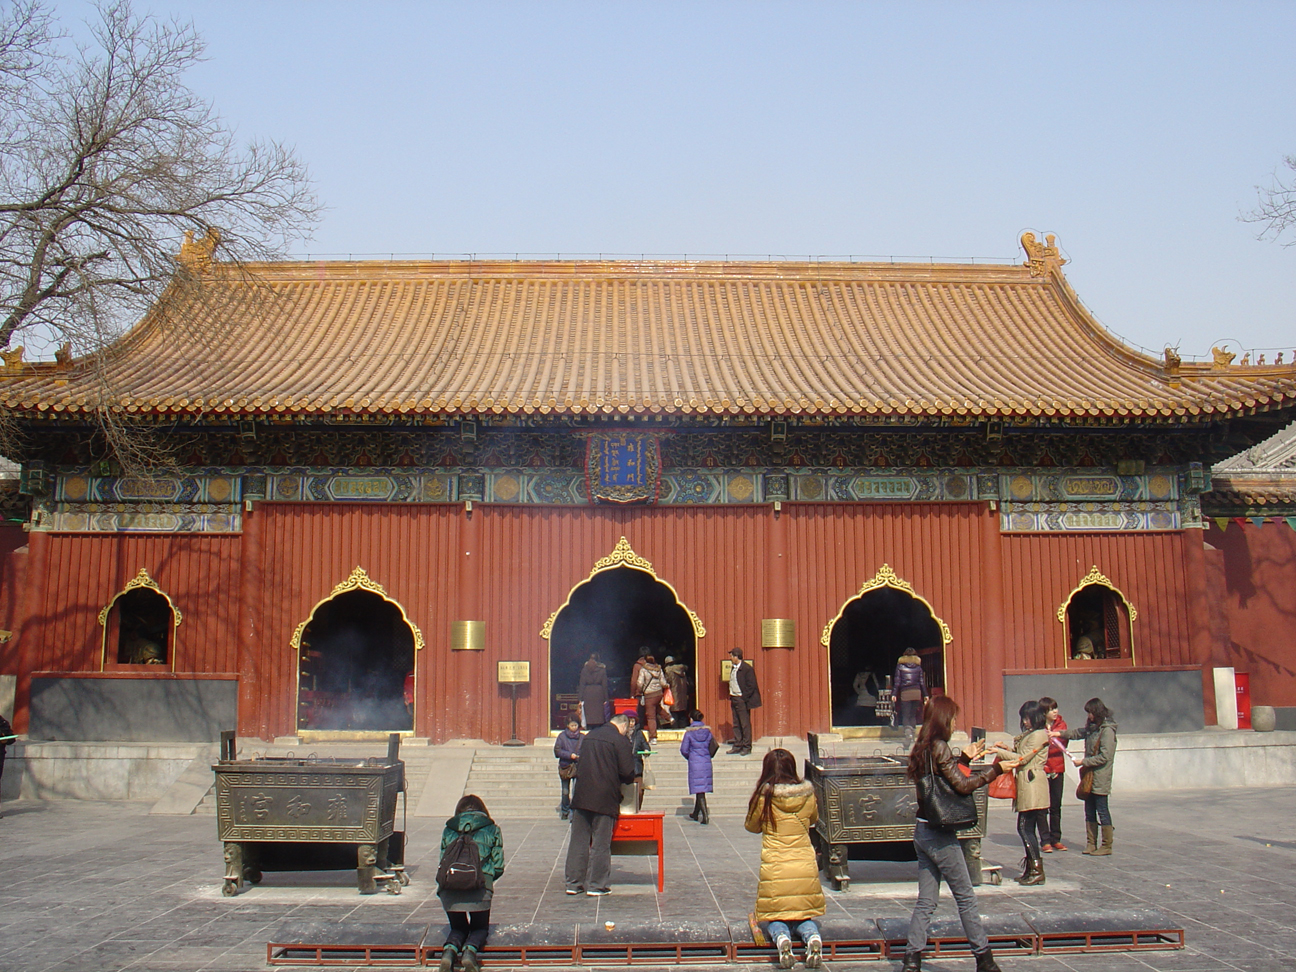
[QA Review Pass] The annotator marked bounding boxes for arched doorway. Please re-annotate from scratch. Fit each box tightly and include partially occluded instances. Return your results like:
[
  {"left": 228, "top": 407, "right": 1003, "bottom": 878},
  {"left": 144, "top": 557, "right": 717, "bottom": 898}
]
[
  {"left": 821, "top": 565, "right": 951, "bottom": 730},
  {"left": 293, "top": 567, "right": 423, "bottom": 733},
  {"left": 541, "top": 537, "right": 705, "bottom": 731},
  {"left": 99, "top": 568, "right": 181, "bottom": 670},
  {"left": 1058, "top": 566, "right": 1137, "bottom": 664}
]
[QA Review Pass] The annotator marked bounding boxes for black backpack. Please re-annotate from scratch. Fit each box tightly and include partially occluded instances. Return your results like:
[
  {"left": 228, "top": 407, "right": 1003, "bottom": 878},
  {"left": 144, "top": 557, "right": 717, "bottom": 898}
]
[{"left": 436, "top": 832, "right": 485, "bottom": 891}]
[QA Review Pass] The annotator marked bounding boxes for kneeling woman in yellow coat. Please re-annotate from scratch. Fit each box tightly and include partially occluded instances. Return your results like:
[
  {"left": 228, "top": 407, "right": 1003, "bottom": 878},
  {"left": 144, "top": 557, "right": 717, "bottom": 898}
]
[{"left": 745, "top": 749, "right": 826, "bottom": 969}]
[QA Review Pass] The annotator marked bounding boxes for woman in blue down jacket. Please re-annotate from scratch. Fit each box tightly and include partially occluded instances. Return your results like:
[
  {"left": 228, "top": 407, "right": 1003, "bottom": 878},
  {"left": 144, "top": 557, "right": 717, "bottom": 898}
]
[{"left": 679, "top": 709, "right": 715, "bottom": 825}]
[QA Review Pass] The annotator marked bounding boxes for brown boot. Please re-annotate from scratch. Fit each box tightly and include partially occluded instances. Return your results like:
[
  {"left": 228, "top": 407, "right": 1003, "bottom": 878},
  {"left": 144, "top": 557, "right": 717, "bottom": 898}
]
[
  {"left": 1092, "top": 824, "right": 1114, "bottom": 856},
  {"left": 1082, "top": 821, "right": 1098, "bottom": 854},
  {"left": 1017, "top": 856, "right": 1046, "bottom": 886}
]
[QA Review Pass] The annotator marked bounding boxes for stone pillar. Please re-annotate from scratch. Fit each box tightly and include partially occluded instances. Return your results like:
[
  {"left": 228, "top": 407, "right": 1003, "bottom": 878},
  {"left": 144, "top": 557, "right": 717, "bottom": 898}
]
[{"left": 979, "top": 504, "right": 1006, "bottom": 731}]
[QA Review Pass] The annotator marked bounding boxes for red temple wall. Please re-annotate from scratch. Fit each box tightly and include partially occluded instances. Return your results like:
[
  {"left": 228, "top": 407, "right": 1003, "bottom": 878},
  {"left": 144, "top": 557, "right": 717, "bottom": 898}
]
[
  {"left": 1202, "top": 521, "right": 1296, "bottom": 708},
  {"left": 1000, "top": 531, "right": 1194, "bottom": 671},
  {"left": 3, "top": 502, "right": 1217, "bottom": 741}
]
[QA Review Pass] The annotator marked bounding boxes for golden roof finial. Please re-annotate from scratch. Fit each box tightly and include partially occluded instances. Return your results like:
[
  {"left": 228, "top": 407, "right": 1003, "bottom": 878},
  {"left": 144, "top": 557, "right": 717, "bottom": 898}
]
[
  {"left": 177, "top": 228, "right": 220, "bottom": 274},
  {"left": 1021, "top": 231, "right": 1067, "bottom": 277}
]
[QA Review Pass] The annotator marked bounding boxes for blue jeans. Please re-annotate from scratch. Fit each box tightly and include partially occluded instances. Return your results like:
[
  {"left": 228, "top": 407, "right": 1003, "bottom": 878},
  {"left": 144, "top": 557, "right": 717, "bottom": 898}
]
[
  {"left": 1083, "top": 793, "right": 1112, "bottom": 826},
  {"left": 767, "top": 919, "right": 820, "bottom": 944},
  {"left": 560, "top": 775, "right": 572, "bottom": 814},
  {"left": 906, "top": 821, "right": 989, "bottom": 955}
]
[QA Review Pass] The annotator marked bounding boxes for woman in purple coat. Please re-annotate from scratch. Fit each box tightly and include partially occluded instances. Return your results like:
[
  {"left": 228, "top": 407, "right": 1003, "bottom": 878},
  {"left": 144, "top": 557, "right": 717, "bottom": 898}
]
[{"left": 680, "top": 709, "right": 716, "bottom": 825}]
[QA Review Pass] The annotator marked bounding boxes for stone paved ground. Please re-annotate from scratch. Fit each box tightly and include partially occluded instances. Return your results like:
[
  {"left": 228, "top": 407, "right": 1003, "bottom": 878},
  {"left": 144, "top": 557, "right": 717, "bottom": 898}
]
[{"left": 1, "top": 787, "right": 1294, "bottom": 971}]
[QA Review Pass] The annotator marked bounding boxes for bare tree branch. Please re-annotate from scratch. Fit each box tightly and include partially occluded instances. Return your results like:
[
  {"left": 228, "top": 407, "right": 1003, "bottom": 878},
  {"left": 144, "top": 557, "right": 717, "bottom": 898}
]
[
  {"left": 0, "top": 0, "right": 319, "bottom": 468},
  {"left": 1243, "top": 155, "right": 1296, "bottom": 247}
]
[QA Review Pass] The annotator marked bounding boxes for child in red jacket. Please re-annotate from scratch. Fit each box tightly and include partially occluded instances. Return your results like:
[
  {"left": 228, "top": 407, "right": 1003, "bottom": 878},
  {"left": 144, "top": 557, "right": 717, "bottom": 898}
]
[{"left": 1039, "top": 697, "right": 1068, "bottom": 852}]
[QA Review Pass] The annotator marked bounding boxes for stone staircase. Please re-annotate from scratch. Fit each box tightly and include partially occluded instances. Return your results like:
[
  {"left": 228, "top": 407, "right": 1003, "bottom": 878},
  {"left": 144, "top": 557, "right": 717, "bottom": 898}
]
[{"left": 463, "top": 736, "right": 811, "bottom": 820}]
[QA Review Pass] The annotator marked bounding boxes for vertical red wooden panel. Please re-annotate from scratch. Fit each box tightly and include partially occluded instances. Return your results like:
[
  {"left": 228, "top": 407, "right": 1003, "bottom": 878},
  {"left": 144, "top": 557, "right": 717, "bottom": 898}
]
[
  {"left": 10, "top": 507, "right": 1200, "bottom": 743},
  {"left": 1000, "top": 531, "right": 1191, "bottom": 671}
]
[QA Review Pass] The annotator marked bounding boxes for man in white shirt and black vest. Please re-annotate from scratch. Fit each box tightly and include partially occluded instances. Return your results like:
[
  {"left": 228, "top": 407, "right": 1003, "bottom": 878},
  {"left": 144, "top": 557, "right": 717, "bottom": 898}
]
[{"left": 726, "top": 647, "right": 762, "bottom": 756}]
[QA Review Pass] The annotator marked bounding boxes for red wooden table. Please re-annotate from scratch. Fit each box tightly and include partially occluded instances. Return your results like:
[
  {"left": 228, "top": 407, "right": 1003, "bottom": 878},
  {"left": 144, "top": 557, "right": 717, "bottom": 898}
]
[{"left": 611, "top": 811, "right": 664, "bottom": 892}]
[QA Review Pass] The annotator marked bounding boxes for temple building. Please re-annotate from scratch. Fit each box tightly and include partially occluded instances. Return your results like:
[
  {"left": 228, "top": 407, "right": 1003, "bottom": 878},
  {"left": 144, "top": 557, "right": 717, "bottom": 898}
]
[{"left": 1, "top": 233, "right": 1294, "bottom": 745}]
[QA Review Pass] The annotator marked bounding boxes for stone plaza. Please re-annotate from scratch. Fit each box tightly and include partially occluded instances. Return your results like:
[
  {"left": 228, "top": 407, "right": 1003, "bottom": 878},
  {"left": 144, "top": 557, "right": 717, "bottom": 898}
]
[{"left": 1, "top": 783, "right": 1294, "bottom": 972}]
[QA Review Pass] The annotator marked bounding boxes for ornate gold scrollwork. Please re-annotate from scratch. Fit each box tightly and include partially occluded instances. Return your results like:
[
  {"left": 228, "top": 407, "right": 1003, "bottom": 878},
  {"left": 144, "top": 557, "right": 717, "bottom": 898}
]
[
  {"left": 98, "top": 568, "right": 183, "bottom": 627},
  {"left": 1055, "top": 565, "right": 1138, "bottom": 624},
  {"left": 290, "top": 566, "right": 425, "bottom": 653},
  {"left": 820, "top": 563, "right": 952, "bottom": 647},
  {"left": 98, "top": 567, "right": 181, "bottom": 670},
  {"left": 539, "top": 536, "right": 706, "bottom": 640}
]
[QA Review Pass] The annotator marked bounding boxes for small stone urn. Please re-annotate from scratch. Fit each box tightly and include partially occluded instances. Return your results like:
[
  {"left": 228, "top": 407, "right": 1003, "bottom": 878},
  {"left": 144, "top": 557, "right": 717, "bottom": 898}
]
[{"left": 1251, "top": 705, "right": 1276, "bottom": 732}]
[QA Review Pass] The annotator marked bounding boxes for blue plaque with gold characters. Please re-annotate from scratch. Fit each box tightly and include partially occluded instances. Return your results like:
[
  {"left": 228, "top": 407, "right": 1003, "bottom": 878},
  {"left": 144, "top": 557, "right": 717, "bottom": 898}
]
[{"left": 585, "top": 433, "right": 661, "bottom": 504}]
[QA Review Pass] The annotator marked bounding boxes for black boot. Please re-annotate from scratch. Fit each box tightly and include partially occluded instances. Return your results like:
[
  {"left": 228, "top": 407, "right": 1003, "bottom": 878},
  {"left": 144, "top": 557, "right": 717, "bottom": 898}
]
[
  {"left": 900, "top": 951, "right": 921, "bottom": 971},
  {"left": 437, "top": 946, "right": 457, "bottom": 972},
  {"left": 460, "top": 948, "right": 480, "bottom": 972},
  {"left": 974, "top": 948, "right": 1002, "bottom": 972},
  {"left": 699, "top": 794, "right": 709, "bottom": 825},
  {"left": 689, "top": 795, "right": 701, "bottom": 820}
]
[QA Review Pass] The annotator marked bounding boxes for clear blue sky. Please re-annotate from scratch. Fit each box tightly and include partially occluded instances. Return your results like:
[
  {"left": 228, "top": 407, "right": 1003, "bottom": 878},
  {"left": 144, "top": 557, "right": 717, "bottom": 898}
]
[{"left": 70, "top": 1, "right": 1296, "bottom": 360}]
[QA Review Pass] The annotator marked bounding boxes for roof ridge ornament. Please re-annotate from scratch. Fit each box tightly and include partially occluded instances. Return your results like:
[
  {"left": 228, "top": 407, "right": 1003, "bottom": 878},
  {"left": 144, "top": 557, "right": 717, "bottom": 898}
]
[
  {"left": 177, "top": 228, "right": 220, "bottom": 274},
  {"left": 1021, "top": 232, "right": 1067, "bottom": 277}
]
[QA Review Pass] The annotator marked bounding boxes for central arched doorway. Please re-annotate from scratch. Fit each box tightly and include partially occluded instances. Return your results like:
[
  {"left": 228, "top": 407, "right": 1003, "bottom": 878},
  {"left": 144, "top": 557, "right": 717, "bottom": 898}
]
[
  {"left": 822, "top": 565, "right": 950, "bottom": 730},
  {"left": 294, "top": 567, "right": 422, "bottom": 733},
  {"left": 542, "top": 537, "right": 705, "bottom": 731}
]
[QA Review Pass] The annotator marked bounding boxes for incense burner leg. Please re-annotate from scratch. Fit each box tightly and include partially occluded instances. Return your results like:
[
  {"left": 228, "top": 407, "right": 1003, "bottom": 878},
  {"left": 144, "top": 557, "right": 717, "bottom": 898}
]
[
  {"left": 222, "top": 841, "right": 243, "bottom": 897},
  {"left": 827, "top": 842, "right": 850, "bottom": 891},
  {"left": 358, "top": 842, "right": 378, "bottom": 894},
  {"left": 962, "top": 837, "right": 983, "bottom": 887}
]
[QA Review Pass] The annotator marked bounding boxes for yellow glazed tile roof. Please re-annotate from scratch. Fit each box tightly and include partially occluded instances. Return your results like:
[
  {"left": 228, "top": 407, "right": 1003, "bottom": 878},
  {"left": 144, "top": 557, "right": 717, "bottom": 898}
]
[{"left": 2, "top": 258, "right": 1294, "bottom": 422}]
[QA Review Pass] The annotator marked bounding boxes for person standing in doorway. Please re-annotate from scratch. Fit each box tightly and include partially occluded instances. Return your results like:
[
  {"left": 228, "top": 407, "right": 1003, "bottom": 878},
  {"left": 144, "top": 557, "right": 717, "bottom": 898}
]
[
  {"left": 637, "top": 654, "right": 667, "bottom": 744},
  {"left": 893, "top": 649, "right": 927, "bottom": 736},
  {"left": 1038, "top": 696, "right": 1068, "bottom": 852},
  {"left": 630, "top": 649, "right": 649, "bottom": 726},
  {"left": 728, "top": 647, "right": 762, "bottom": 756},
  {"left": 565, "top": 713, "right": 635, "bottom": 896},
  {"left": 578, "top": 652, "right": 608, "bottom": 729},
  {"left": 680, "top": 709, "right": 715, "bottom": 824},
  {"left": 553, "top": 718, "right": 583, "bottom": 821},
  {"left": 665, "top": 656, "right": 691, "bottom": 728}
]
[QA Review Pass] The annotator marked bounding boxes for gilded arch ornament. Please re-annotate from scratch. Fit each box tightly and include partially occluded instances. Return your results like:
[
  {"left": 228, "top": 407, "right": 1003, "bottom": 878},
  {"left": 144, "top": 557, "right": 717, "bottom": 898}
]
[
  {"left": 290, "top": 566, "right": 425, "bottom": 654},
  {"left": 98, "top": 568, "right": 182, "bottom": 670},
  {"left": 1055, "top": 566, "right": 1138, "bottom": 624},
  {"left": 539, "top": 536, "right": 706, "bottom": 640},
  {"left": 820, "top": 563, "right": 952, "bottom": 648},
  {"left": 1056, "top": 565, "right": 1137, "bottom": 665}
]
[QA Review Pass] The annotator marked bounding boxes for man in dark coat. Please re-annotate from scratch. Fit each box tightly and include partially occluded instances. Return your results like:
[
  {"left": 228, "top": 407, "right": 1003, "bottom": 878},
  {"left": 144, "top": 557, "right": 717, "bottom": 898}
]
[
  {"left": 727, "top": 647, "right": 762, "bottom": 755},
  {"left": 564, "top": 713, "right": 634, "bottom": 896}
]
